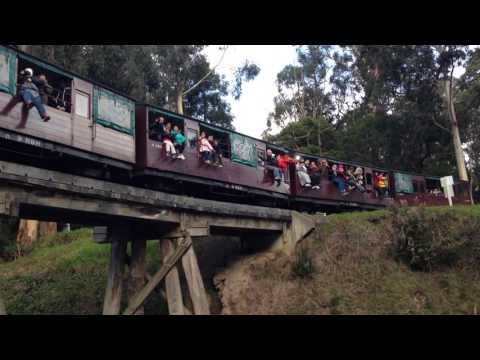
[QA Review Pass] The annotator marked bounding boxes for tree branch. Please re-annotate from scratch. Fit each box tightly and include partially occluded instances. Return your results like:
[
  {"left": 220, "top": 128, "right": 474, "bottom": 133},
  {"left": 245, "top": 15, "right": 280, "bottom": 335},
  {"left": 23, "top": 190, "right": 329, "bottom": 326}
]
[{"left": 182, "top": 46, "right": 229, "bottom": 97}]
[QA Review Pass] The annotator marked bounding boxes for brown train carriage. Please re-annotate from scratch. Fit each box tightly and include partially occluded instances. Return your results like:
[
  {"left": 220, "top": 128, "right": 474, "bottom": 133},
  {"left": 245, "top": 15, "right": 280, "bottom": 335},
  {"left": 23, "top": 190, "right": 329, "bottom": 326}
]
[
  {"left": 0, "top": 45, "right": 136, "bottom": 174},
  {"left": 134, "top": 105, "right": 290, "bottom": 204},
  {"left": 291, "top": 150, "right": 471, "bottom": 209}
]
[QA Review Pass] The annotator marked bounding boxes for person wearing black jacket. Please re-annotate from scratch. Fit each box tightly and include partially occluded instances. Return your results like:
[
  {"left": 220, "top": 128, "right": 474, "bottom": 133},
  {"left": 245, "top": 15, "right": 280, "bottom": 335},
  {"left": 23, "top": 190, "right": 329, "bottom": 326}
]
[
  {"left": 32, "top": 74, "right": 52, "bottom": 105},
  {"left": 149, "top": 116, "right": 165, "bottom": 141}
]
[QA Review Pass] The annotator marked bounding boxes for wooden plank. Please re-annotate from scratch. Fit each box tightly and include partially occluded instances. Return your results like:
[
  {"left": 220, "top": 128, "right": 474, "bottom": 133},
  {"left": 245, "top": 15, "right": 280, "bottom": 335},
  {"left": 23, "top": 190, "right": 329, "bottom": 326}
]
[
  {"left": 0, "top": 297, "right": 6, "bottom": 315},
  {"left": 123, "top": 237, "right": 192, "bottom": 315},
  {"left": 160, "top": 238, "right": 184, "bottom": 315},
  {"left": 0, "top": 160, "right": 292, "bottom": 222},
  {"left": 140, "top": 264, "right": 192, "bottom": 315},
  {"left": 128, "top": 239, "right": 146, "bottom": 315},
  {"left": 181, "top": 243, "right": 210, "bottom": 315},
  {"left": 164, "top": 226, "right": 209, "bottom": 239},
  {"left": 102, "top": 230, "right": 128, "bottom": 315}
]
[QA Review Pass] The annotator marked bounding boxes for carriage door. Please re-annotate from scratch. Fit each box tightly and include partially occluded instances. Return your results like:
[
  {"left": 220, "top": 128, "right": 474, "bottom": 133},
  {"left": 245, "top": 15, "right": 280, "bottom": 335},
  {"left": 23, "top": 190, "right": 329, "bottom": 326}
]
[
  {"left": 184, "top": 118, "right": 200, "bottom": 157},
  {"left": 72, "top": 77, "right": 94, "bottom": 151}
]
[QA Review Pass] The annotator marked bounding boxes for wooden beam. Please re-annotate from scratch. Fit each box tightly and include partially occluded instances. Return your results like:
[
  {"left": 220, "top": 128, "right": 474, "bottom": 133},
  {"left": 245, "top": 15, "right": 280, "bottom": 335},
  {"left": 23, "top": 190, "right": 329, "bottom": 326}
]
[
  {"left": 103, "top": 230, "right": 128, "bottom": 315},
  {"left": 160, "top": 239, "right": 185, "bottom": 315},
  {"left": 128, "top": 239, "right": 147, "bottom": 315},
  {"left": 0, "top": 297, "right": 6, "bottom": 315},
  {"left": 125, "top": 255, "right": 192, "bottom": 314},
  {"left": 123, "top": 236, "right": 192, "bottom": 315},
  {"left": 143, "top": 268, "right": 192, "bottom": 315},
  {"left": 181, "top": 245, "right": 210, "bottom": 315},
  {"left": 0, "top": 160, "right": 292, "bottom": 222}
]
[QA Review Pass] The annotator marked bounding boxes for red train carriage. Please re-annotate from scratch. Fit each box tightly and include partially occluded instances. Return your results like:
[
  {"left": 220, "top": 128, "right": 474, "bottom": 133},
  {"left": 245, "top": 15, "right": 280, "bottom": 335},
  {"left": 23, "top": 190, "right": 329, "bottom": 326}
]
[
  {"left": 0, "top": 45, "right": 135, "bottom": 181},
  {"left": 134, "top": 105, "right": 290, "bottom": 206}
]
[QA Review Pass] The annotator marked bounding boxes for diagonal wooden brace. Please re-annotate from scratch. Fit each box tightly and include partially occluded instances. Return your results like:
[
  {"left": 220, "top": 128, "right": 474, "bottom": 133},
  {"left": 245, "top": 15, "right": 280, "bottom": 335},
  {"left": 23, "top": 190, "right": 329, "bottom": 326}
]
[{"left": 123, "top": 235, "right": 192, "bottom": 315}]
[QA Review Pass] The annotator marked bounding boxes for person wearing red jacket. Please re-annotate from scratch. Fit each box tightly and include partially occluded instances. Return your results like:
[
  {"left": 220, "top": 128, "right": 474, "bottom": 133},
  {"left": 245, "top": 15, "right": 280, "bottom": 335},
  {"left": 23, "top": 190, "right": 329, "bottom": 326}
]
[{"left": 276, "top": 153, "right": 297, "bottom": 181}]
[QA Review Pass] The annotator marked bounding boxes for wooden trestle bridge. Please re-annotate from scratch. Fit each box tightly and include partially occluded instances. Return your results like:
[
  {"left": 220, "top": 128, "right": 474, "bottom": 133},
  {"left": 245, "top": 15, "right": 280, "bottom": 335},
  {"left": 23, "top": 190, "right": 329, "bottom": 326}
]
[{"left": 0, "top": 160, "right": 318, "bottom": 315}]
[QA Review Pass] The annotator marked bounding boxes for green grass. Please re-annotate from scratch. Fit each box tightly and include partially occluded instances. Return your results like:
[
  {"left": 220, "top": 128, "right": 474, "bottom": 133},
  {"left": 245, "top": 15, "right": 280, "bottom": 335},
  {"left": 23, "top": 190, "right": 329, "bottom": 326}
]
[{"left": 0, "top": 228, "right": 168, "bottom": 315}]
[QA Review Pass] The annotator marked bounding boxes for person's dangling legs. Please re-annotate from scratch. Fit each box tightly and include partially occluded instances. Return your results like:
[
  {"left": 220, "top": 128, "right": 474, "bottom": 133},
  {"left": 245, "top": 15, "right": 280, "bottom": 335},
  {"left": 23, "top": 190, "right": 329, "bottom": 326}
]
[{"left": 31, "top": 95, "right": 50, "bottom": 122}]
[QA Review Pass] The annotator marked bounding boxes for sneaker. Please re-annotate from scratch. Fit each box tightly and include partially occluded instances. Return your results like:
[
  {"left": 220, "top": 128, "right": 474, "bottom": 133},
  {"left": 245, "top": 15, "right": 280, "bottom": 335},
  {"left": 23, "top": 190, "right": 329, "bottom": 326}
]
[
  {"left": 179, "top": 154, "right": 186, "bottom": 160},
  {"left": 42, "top": 115, "right": 50, "bottom": 122},
  {"left": 304, "top": 184, "right": 312, "bottom": 188},
  {"left": 218, "top": 164, "right": 223, "bottom": 168},
  {"left": 276, "top": 179, "right": 281, "bottom": 187},
  {"left": 205, "top": 160, "right": 211, "bottom": 164},
  {"left": 341, "top": 191, "right": 349, "bottom": 196}
]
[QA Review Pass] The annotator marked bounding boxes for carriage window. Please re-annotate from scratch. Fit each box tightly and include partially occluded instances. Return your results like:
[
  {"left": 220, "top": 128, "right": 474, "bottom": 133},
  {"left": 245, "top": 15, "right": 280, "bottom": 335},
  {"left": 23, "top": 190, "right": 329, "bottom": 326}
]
[
  {"left": 419, "top": 182, "right": 426, "bottom": 193},
  {"left": 366, "top": 173, "right": 372, "bottom": 185},
  {"left": 17, "top": 58, "right": 72, "bottom": 113},
  {"left": 75, "top": 91, "right": 90, "bottom": 118},
  {"left": 257, "top": 148, "right": 265, "bottom": 166},
  {"left": 199, "top": 125, "right": 231, "bottom": 159},
  {"left": 413, "top": 181, "right": 419, "bottom": 193},
  {"left": 187, "top": 128, "right": 198, "bottom": 149}
]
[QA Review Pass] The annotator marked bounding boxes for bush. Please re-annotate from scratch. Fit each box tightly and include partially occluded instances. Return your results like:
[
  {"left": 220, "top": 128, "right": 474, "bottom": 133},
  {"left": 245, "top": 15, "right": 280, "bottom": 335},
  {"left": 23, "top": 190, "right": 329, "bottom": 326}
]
[
  {"left": 291, "top": 246, "right": 315, "bottom": 278},
  {"left": 388, "top": 205, "right": 480, "bottom": 271},
  {"left": 0, "top": 218, "right": 19, "bottom": 261}
]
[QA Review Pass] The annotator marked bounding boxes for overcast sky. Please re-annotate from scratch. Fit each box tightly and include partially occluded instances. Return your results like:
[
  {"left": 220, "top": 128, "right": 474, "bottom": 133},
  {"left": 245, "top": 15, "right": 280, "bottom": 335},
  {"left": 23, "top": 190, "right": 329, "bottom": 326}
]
[
  {"left": 203, "top": 45, "right": 297, "bottom": 138},
  {"left": 203, "top": 45, "right": 473, "bottom": 139}
]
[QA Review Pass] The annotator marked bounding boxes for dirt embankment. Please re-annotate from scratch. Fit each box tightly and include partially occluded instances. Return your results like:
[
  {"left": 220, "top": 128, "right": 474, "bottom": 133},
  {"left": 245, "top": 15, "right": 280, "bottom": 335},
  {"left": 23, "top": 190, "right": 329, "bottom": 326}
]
[{"left": 213, "top": 206, "right": 480, "bottom": 315}]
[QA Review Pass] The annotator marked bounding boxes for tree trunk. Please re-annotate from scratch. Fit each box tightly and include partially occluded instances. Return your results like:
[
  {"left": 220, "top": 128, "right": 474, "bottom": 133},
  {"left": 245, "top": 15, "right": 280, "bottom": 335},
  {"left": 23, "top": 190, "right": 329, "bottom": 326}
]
[
  {"left": 176, "top": 92, "right": 184, "bottom": 115},
  {"left": 16, "top": 220, "right": 57, "bottom": 256},
  {"left": 445, "top": 79, "right": 469, "bottom": 182},
  {"left": 38, "top": 222, "right": 57, "bottom": 238},
  {"left": 16, "top": 219, "right": 39, "bottom": 256}
]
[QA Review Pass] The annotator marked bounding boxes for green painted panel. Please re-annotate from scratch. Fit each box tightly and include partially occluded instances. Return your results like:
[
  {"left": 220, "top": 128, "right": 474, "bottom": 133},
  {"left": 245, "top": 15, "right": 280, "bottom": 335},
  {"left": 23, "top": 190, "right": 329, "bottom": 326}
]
[
  {"left": 230, "top": 133, "right": 257, "bottom": 167},
  {"left": 93, "top": 86, "right": 135, "bottom": 136},
  {"left": 0, "top": 46, "right": 17, "bottom": 95},
  {"left": 394, "top": 172, "right": 414, "bottom": 193}
]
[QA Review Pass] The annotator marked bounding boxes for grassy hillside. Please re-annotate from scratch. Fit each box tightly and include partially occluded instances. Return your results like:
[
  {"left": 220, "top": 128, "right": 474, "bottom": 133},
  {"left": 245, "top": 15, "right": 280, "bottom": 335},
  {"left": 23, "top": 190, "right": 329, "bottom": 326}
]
[
  {"left": 0, "top": 229, "right": 168, "bottom": 315},
  {"left": 215, "top": 205, "right": 480, "bottom": 315}
]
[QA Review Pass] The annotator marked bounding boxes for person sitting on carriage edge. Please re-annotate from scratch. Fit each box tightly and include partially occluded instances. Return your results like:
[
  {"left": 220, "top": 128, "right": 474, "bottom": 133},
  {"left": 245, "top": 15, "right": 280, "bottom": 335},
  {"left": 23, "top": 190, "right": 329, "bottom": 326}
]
[
  {"left": 263, "top": 148, "right": 282, "bottom": 186},
  {"left": 149, "top": 116, "right": 165, "bottom": 141},
  {"left": 33, "top": 74, "right": 53, "bottom": 106},
  {"left": 199, "top": 131, "right": 214, "bottom": 164},
  {"left": 171, "top": 125, "right": 186, "bottom": 160},
  {"left": 332, "top": 163, "right": 348, "bottom": 196},
  {"left": 163, "top": 122, "right": 177, "bottom": 158},
  {"left": 296, "top": 158, "right": 312, "bottom": 188},
  {"left": 308, "top": 160, "right": 322, "bottom": 190},
  {"left": 212, "top": 138, "right": 223, "bottom": 167},
  {"left": 1, "top": 68, "right": 51, "bottom": 126}
]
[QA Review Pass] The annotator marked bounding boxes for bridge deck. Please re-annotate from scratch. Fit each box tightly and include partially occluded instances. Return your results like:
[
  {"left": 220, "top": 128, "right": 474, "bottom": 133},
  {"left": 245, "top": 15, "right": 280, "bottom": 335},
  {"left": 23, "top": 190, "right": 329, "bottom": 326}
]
[{"left": 0, "top": 160, "right": 292, "bottom": 237}]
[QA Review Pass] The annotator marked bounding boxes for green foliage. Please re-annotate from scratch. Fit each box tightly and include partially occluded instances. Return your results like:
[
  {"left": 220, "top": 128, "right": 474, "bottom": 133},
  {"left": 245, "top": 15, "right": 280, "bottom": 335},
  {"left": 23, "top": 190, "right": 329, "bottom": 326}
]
[
  {"left": 291, "top": 246, "right": 314, "bottom": 278},
  {"left": 0, "top": 230, "right": 168, "bottom": 314},
  {"left": 388, "top": 206, "right": 480, "bottom": 271},
  {"left": 266, "top": 45, "right": 475, "bottom": 177},
  {"left": 0, "top": 218, "right": 18, "bottom": 261},
  {"left": 23, "top": 45, "right": 260, "bottom": 130}
]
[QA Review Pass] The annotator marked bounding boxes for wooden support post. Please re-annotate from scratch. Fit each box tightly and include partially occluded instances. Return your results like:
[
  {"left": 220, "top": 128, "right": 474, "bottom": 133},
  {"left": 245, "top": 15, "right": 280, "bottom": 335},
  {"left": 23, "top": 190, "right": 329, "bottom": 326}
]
[
  {"left": 181, "top": 245, "right": 210, "bottom": 315},
  {"left": 178, "top": 214, "right": 210, "bottom": 315},
  {"left": 161, "top": 238, "right": 185, "bottom": 315},
  {"left": 103, "top": 229, "right": 128, "bottom": 315},
  {"left": 0, "top": 297, "right": 6, "bottom": 315},
  {"left": 128, "top": 239, "right": 146, "bottom": 315},
  {"left": 123, "top": 236, "right": 191, "bottom": 315}
]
